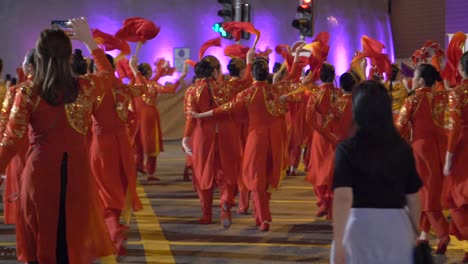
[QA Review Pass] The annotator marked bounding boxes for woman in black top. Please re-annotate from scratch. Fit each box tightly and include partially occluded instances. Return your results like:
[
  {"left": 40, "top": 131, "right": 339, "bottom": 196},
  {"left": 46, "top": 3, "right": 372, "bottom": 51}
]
[{"left": 331, "top": 80, "right": 422, "bottom": 264}]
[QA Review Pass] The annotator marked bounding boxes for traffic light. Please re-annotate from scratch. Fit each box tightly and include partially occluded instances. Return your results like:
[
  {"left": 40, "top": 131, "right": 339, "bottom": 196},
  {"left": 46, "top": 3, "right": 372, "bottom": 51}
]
[
  {"left": 214, "top": 0, "right": 251, "bottom": 40},
  {"left": 241, "top": 3, "right": 251, "bottom": 40},
  {"left": 216, "top": 0, "right": 234, "bottom": 39},
  {"left": 212, "top": 23, "right": 232, "bottom": 39},
  {"left": 292, "top": 0, "right": 314, "bottom": 37}
]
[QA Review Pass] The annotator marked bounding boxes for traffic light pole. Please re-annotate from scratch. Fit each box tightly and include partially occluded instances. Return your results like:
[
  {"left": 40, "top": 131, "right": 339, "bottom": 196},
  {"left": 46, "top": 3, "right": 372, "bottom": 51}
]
[{"left": 234, "top": 0, "right": 242, "bottom": 22}]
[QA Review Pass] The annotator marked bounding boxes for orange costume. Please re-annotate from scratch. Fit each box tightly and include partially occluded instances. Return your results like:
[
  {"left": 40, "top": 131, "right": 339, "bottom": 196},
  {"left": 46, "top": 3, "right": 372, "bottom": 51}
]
[
  {"left": 133, "top": 73, "right": 180, "bottom": 177},
  {"left": 90, "top": 76, "right": 145, "bottom": 254},
  {"left": 213, "top": 81, "right": 288, "bottom": 228},
  {"left": 0, "top": 49, "right": 115, "bottom": 263},
  {"left": 0, "top": 80, "right": 31, "bottom": 224},
  {"left": 446, "top": 80, "right": 468, "bottom": 241},
  {"left": 396, "top": 87, "right": 449, "bottom": 242},
  {"left": 185, "top": 77, "right": 242, "bottom": 224},
  {"left": 305, "top": 83, "right": 339, "bottom": 217}
]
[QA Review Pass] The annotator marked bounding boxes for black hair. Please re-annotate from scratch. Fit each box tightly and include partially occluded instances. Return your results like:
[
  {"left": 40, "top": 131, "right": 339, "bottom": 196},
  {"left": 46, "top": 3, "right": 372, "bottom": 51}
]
[
  {"left": 460, "top": 51, "right": 468, "bottom": 76},
  {"left": 227, "top": 58, "right": 245, "bottom": 77},
  {"left": 273, "top": 62, "right": 282, "bottom": 73},
  {"left": 416, "top": 64, "right": 442, "bottom": 87},
  {"left": 0, "top": 58, "right": 3, "bottom": 74},
  {"left": 389, "top": 64, "right": 400, "bottom": 93},
  {"left": 252, "top": 59, "right": 269, "bottom": 81},
  {"left": 340, "top": 72, "right": 358, "bottom": 93},
  {"left": 72, "top": 49, "right": 88, "bottom": 76},
  {"left": 5, "top": 74, "right": 11, "bottom": 81},
  {"left": 353, "top": 80, "right": 396, "bottom": 139},
  {"left": 320, "top": 63, "right": 335, "bottom": 83},
  {"left": 25, "top": 48, "right": 36, "bottom": 67},
  {"left": 137, "top": 63, "right": 152, "bottom": 79},
  {"left": 197, "top": 60, "right": 214, "bottom": 78},
  {"left": 11, "top": 78, "right": 17, "bottom": 85},
  {"left": 88, "top": 54, "right": 115, "bottom": 73}
]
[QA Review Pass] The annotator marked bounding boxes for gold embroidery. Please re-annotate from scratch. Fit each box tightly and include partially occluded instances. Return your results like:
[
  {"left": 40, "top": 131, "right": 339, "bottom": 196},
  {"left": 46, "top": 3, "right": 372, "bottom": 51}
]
[
  {"left": 142, "top": 83, "right": 159, "bottom": 108},
  {"left": 112, "top": 84, "right": 133, "bottom": 122},
  {"left": 262, "top": 85, "right": 286, "bottom": 116},
  {"left": 65, "top": 77, "right": 95, "bottom": 135},
  {"left": 0, "top": 82, "right": 37, "bottom": 147}
]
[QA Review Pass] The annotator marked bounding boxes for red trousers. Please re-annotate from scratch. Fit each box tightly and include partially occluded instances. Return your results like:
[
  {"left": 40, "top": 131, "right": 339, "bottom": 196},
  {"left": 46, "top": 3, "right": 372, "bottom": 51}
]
[
  {"left": 251, "top": 188, "right": 272, "bottom": 223},
  {"left": 420, "top": 211, "right": 449, "bottom": 238},
  {"left": 237, "top": 180, "right": 251, "bottom": 212},
  {"left": 449, "top": 205, "right": 468, "bottom": 240},
  {"left": 104, "top": 208, "right": 127, "bottom": 254},
  {"left": 197, "top": 183, "right": 237, "bottom": 218}
]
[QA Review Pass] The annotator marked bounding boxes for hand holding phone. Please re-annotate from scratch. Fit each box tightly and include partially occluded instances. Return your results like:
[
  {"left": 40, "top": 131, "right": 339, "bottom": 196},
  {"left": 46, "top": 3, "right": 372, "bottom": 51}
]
[{"left": 51, "top": 20, "right": 74, "bottom": 36}]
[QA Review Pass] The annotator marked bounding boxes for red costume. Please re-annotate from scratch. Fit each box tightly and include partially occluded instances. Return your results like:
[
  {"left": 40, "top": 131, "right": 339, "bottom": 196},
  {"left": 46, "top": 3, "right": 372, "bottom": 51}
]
[
  {"left": 185, "top": 77, "right": 242, "bottom": 225},
  {"left": 446, "top": 80, "right": 468, "bottom": 241},
  {"left": 0, "top": 49, "right": 115, "bottom": 263},
  {"left": 133, "top": 73, "right": 180, "bottom": 178},
  {"left": 305, "top": 83, "right": 339, "bottom": 217},
  {"left": 0, "top": 80, "right": 31, "bottom": 224},
  {"left": 213, "top": 81, "right": 290, "bottom": 229},
  {"left": 397, "top": 87, "right": 450, "bottom": 242},
  {"left": 90, "top": 76, "right": 145, "bottom": 254}
]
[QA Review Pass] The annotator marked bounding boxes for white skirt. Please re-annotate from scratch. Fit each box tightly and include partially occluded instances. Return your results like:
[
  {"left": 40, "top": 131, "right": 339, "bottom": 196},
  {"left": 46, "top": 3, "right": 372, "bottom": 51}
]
[{"left": 330, "top": 208, "right": 414, "bottom": 264}]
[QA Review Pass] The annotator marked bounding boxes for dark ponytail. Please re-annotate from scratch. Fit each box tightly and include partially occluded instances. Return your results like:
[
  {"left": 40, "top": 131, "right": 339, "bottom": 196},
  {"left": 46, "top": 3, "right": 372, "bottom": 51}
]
[{"left": 417, "top": 64, "right": 442, "bottom": 87}]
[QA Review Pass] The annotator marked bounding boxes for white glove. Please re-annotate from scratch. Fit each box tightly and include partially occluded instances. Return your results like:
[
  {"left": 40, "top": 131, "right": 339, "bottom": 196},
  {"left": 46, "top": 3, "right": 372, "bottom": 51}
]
[
  {"left": 443, "top": 152, "right": 453, "bottom": 177},
  {"left": 182, "top": 137, "right": 192, "bottom": 156}
]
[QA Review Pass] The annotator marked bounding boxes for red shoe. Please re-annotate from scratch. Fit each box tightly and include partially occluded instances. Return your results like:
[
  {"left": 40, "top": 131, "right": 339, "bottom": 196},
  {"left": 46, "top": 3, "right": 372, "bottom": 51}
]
[
  {"left": 462, "top": 252, "right": 468, "bottom": 263},
  {"left": 259, "top": 222, "right": 270, "bottom": 231},
  {"left": 315, "top": 207, "right": 328, "bottom": 218},
  {"left": 435, "top": 236, "right": 450, "bottom": 255},
  {"left": 255, "top": 217, "right": 261, "bottom": 226},
  {"left": 147, "top": 176, "right": 160, "bottom": 181},
  {"left": 237, "top": 208, "right": 248, "bottom": 215},
  {"left": 198, "top": 215, "right": 212, "bottom": 224},
  {"left": 183, "top": 166, "right": 191, "bottom": 181},
  {"left": 221, "top": 204, "right": 232, "bottom": 228}
]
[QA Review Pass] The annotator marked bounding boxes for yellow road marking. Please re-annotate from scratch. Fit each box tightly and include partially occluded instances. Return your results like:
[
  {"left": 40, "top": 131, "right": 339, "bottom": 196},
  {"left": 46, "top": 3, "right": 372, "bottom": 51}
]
[
  {"left": 155, "top": 216, "right": 321, "bottom": 223},
  {"left": 134, "top": 182, "right": 176, "bottom": 264},
  {"left": 148, "top": 198, "right": 316, "bottom": 204},
  {"left": 128, "top": 240, "right": 331, "bottom": 248}
]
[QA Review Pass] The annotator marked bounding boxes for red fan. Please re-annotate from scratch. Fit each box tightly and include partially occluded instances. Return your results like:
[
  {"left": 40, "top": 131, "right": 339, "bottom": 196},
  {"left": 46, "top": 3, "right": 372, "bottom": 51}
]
[
  {"left": 185, "top": 59, "right": 197, "bottom": 68},
  {"left": 224, "top": 44, "right": 250, "bottom": 59},
  {"left": 115, "top": 17, "right": 160, "bottom": 56},
  {"left": 256, "top": 47, "right": 272, "bottom": 59},
  {"left": 222, "top": 22, "right": 261, "bottom": 47},
  {"left": 275, "top": 44, "right": 294, "bottom": 70},
  {"left": 92, "top": 29, "right": 131, "bottom": 55},
  {"left": 155, "top": 58, "right": 176, "bottom": 77},
  {"left": 116, "top": 58, "right": 134, "bottom": 80},
  {"left": 442, "top": 32, "right": 467, "bottom": 87},
  {"left": 198, "top": 37, "right": 222, "bottom": 60}
]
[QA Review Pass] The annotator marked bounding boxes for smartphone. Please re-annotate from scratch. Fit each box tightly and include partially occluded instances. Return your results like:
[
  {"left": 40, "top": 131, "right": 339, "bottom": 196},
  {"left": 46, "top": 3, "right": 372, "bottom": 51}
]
[{"left": 51, "top": 20, "right": 72, "bottom": 30}]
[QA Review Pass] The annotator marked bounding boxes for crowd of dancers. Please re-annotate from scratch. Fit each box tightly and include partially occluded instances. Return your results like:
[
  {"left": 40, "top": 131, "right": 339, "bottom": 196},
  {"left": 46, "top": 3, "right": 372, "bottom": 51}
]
[{"left": 0, "top": 15, "right": 467, "bottom": 263}]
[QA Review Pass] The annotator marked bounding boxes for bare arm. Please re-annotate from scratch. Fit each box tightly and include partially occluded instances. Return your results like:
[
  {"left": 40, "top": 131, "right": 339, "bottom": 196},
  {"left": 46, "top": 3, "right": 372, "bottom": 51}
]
[
  {"left": 405, "top": 192, "right": 421, "bottom": 237},
  {"left": 332, "top": 187, "right": 353, "bottom": 243}
]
